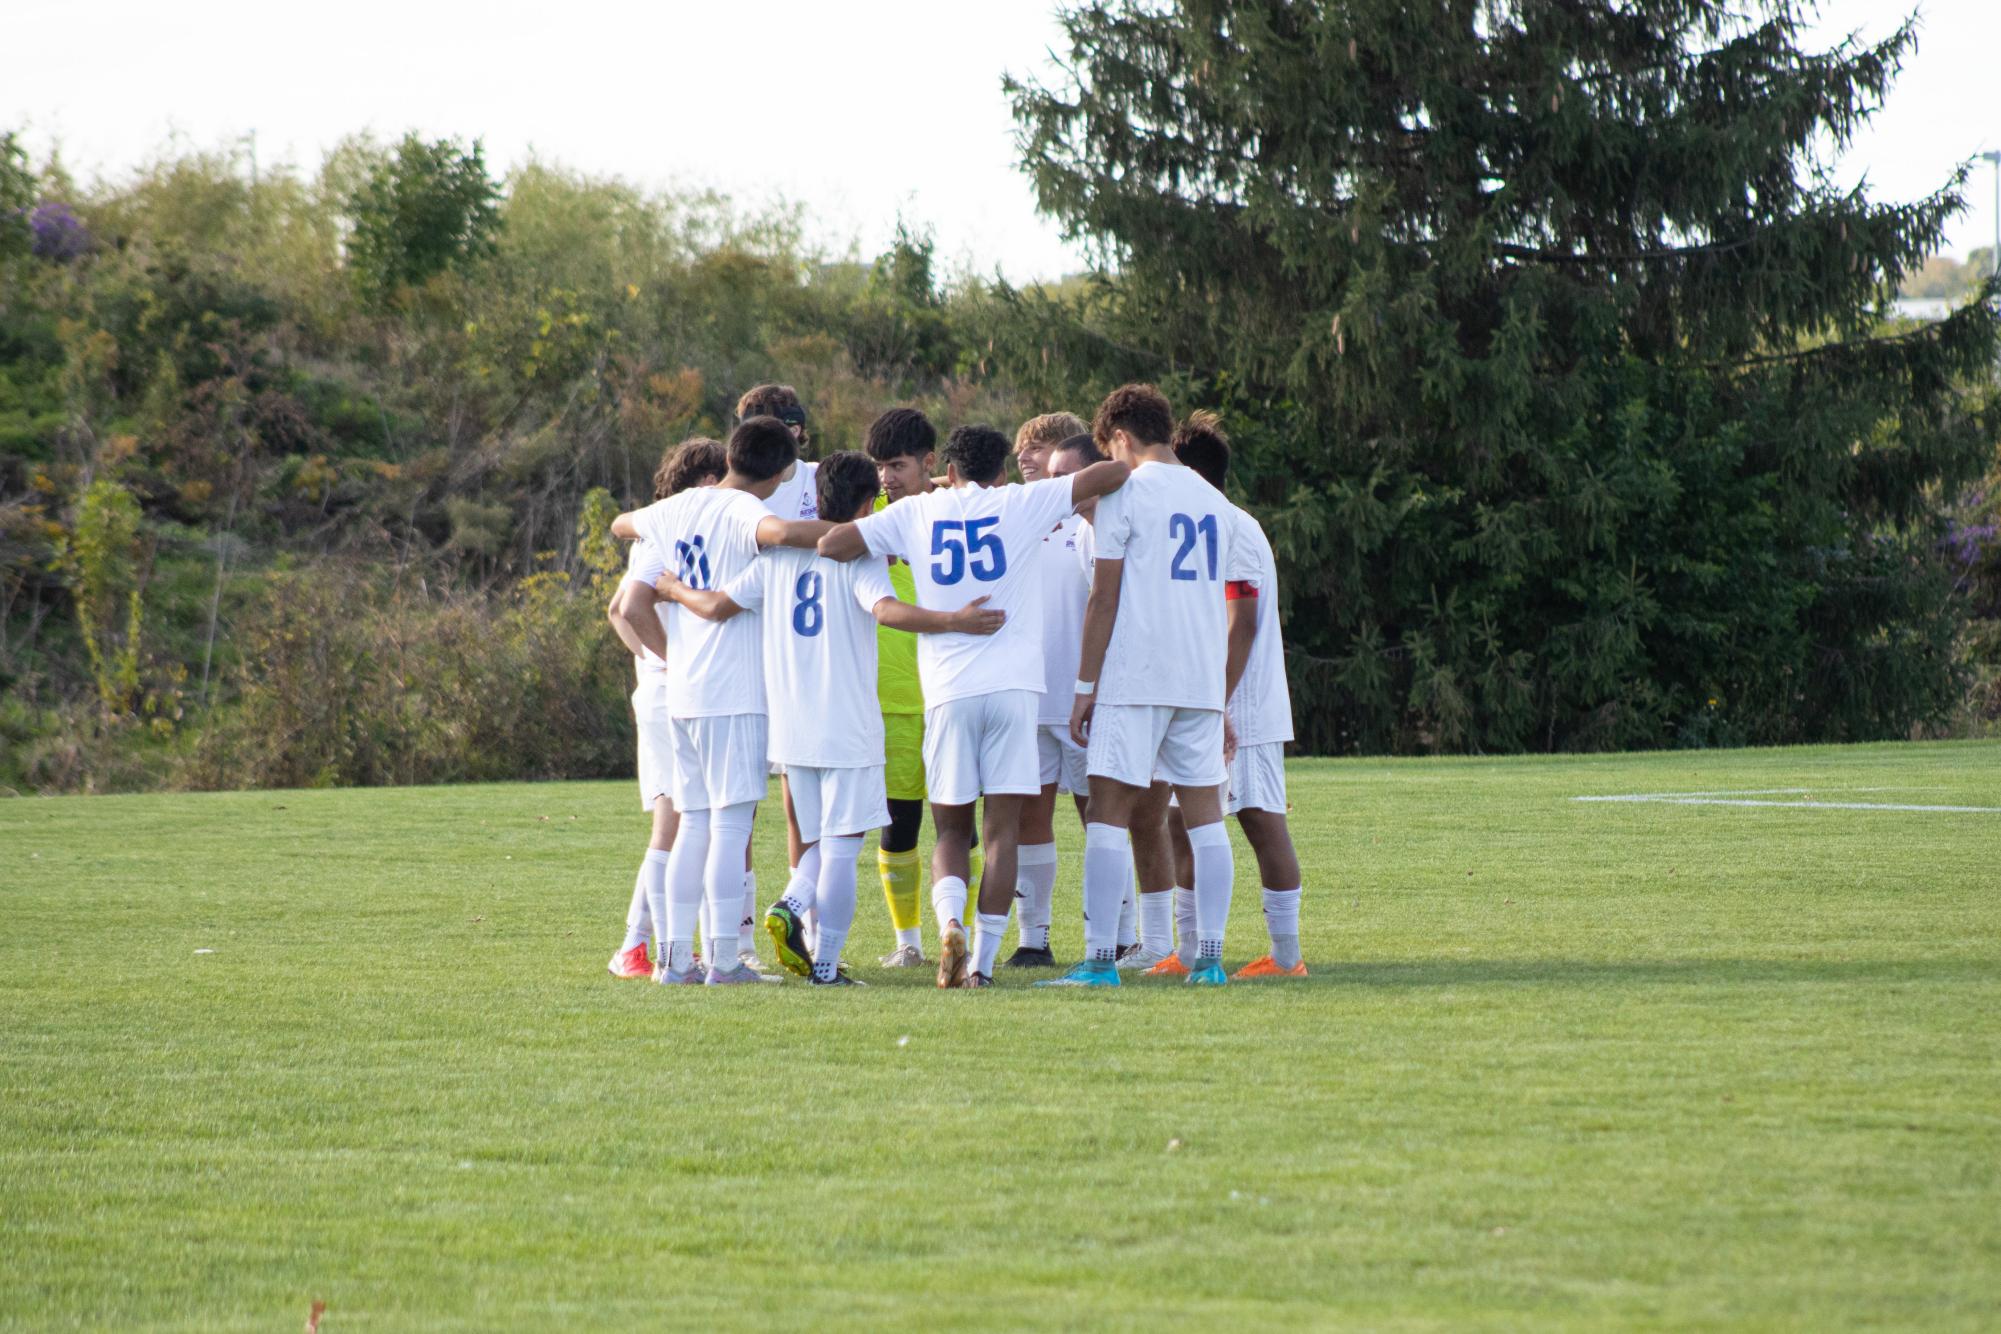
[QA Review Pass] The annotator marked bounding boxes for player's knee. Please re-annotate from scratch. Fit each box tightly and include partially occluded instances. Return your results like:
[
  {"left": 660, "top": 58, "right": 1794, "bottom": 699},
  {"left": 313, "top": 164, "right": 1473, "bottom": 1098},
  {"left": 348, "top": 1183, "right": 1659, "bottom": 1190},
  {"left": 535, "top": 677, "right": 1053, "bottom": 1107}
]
[{"left": 881, "top": 798, "right": 924, "bottom": 853}]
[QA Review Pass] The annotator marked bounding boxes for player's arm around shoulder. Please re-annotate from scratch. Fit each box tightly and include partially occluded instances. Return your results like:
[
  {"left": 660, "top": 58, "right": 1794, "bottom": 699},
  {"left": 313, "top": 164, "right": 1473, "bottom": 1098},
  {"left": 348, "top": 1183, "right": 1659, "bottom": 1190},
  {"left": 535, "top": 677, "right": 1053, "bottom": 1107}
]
[
  {"left": 821, "top": 500, "right": 900, "bottom": 563},
  {"left": 1066, "top": 458, "right": 1131, "bottom": 508},
  {"left": 756, "top": 513, "right": 833, "bottom": 551},
  {"left": 654, "top": 571, "right": 745, "bottom": 623},
  {"left": 873, "top": 596, "right": 1006, "bottom": 636}
]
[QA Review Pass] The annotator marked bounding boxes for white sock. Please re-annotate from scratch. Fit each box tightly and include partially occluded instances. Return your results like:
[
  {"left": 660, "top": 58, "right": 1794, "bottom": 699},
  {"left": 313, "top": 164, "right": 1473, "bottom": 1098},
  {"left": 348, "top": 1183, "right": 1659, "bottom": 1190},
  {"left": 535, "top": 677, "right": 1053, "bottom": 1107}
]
[
  {"left": 1117, "top": 869, "right": 1138, "bottom": 948},
  {"left": 1187, "top": 820, "right": 1235, "bottom": 960},
  {"left": 811, "top": 932, "right": 847, "bottom": 981},
  {"left": 1138, "top": 890, "right": 1174, "bottom": 956},
  {"left": 932, "top": 875, "right": 968, "bottom": 934},
  {"left": 815, "top": 835, "right": 863, "bottom": 959},
  {"left": 896, "top": 925, "right": 922, "bottom": 951},
  {"left": 1263, "top": 886, "right": 1302, "bottom": 968},
  {"left": 973, "top": 910, "right": 1010, "bottom": 978},
  {"left": 1081, "top": 824, "right": 1129, "bottom": 963},
  {"left": 739, "top": 869, "right": 759, "bottom": 952},
  {"left": 665, "top": 809, "right": 711, "bottom": 968},
  {"left": 624, "top": 854, "right": 660, "bottom": 951},
  {"left": 1172, "top": 886, "right": 1197, "bottom": 965},
  {"left": 782, "top": 846, "right": 822, "bottom": 917},
  {"left": 703, "top": 802, "right": 756, "bottom": 966},
  {"left": 1015, "top": 842, "right": 1057, "bottom": 950}
]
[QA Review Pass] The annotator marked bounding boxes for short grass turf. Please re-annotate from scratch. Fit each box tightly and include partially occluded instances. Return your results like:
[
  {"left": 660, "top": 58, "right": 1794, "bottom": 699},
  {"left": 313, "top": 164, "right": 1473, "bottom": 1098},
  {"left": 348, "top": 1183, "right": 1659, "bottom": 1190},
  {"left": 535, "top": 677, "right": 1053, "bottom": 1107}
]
[{"left": 2, "top": 741, "right": 1998, "bottom": 1331}]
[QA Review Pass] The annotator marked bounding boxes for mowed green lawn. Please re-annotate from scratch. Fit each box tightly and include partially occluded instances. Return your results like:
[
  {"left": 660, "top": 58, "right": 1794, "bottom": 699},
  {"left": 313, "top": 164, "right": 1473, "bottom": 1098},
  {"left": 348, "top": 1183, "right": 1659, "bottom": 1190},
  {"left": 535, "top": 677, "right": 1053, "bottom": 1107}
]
[{"left": 2, "top": 742, "right": 1997, "bottom": 1331}]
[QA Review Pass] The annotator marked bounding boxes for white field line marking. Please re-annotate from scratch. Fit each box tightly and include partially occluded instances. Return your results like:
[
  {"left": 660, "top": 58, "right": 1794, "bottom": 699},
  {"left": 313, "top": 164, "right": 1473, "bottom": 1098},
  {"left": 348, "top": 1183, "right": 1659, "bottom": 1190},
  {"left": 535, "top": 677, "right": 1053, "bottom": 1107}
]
[{"left": 1573, "top": 791, "right": 2001, "bottom": 814}]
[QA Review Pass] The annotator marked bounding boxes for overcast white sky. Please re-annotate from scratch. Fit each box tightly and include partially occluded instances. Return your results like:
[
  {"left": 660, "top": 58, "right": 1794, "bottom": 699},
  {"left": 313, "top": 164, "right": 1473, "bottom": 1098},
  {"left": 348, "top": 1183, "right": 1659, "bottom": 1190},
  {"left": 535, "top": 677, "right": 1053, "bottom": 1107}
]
[{"left": 7, "top": 0, "right": 1999, "bottom": 280}]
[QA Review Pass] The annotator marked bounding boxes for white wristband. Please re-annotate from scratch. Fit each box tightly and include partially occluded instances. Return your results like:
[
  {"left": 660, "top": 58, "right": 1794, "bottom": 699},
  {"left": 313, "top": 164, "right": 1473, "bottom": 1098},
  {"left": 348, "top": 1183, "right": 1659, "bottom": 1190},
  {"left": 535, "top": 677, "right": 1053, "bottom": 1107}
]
[{"left": 1074, "top": 679, "right": 1096, "bottom": 696}]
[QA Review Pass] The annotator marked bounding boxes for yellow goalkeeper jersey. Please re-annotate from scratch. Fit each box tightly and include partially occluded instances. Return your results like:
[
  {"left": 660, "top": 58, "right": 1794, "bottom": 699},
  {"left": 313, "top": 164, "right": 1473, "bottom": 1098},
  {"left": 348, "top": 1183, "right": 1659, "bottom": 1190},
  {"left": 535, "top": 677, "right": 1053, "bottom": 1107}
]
[{"left": 873, "top": 492, "right": 924, "bottom": 716}]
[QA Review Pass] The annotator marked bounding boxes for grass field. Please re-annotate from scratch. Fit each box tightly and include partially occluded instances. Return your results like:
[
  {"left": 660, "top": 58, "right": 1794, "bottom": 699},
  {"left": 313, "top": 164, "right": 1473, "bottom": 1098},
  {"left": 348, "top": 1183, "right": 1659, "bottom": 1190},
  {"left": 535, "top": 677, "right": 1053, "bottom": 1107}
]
[{"left": 2, "top": 741, "right": 1998, "bottom": 1330}]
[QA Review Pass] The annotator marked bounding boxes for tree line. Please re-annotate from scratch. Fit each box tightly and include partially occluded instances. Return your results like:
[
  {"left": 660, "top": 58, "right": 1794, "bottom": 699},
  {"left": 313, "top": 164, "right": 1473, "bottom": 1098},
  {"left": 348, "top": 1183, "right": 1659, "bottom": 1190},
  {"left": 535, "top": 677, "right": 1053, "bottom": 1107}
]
[{"left": 2, "top": 0, "right": 1998, "bottom": 794}]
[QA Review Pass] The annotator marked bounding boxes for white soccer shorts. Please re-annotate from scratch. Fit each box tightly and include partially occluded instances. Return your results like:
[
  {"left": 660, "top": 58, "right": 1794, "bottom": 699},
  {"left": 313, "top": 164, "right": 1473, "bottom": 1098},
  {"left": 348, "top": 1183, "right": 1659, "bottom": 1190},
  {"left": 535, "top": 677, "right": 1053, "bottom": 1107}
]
[
  {"left": 668, "top": 713, "right": 770, "bottom": 812},
  {"left": 921, "top": 690, "right": 1040, "bottom": 806},
  {"left": 786, "top": 764, "right": 890, "bottom": 842},
  {"left": 1086, "top": 702, "right": 1226, "bottom": 789},
  {"left": 633, "top": 679, "right": 673, "bottom": 812},
  {"left": 1226, "top": 741, "right": 1287, "bottom": 815},
  {"left": 1036, "top": 723, "right": 1089, "bottom": 794}
]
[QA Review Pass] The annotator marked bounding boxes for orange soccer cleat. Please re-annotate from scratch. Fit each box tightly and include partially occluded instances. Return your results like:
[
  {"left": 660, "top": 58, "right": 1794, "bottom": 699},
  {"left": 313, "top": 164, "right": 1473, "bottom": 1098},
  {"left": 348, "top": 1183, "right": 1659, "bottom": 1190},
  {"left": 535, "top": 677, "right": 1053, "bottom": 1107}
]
[
  {"left": 1144, "top": 954, "right": 1191, "bottom": 979},
  {"left": 1232, "top": 955, "right": 1309, "bottom": 980},
  {"left": 606, "top": 943, "right": 653, "bottom": 979}
]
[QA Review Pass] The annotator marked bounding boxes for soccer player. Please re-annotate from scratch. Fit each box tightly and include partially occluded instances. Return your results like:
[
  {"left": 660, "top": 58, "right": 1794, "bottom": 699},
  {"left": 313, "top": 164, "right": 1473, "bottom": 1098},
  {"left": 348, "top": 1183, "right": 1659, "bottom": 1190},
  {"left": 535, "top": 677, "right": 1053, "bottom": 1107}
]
[
  {"left": 732, "top": 384, "right": 819, "bottom": 964},
  {"left": 1051, "top": 435, "right": 1177, "bottom": 971},
  {"left": 603, "top": 437, "right": 726, "bottom": 978},
  {"left": 655, "top": 452, "right": 1008, "bottom": 984},
  {"left": 1163, "top": 413, "right": 1307, "bottom": 979},
  {"left": 861, "top": 408, "right": 981, "bottom": 968},
  {"left": 820, "top": 425, "right": 1130, "bottom": 987},
  {"left": 1004, "top": 414, "right": 1092, "bottom": 968},
  {"left": 610, "top": 416, "right": 829, "bottom": 985},
  {"left": 740, "top": 382, "right": 820, "bottom": 523},
  {"left": 1041, "top": 384, "right": 1261, "bottom": 988}
]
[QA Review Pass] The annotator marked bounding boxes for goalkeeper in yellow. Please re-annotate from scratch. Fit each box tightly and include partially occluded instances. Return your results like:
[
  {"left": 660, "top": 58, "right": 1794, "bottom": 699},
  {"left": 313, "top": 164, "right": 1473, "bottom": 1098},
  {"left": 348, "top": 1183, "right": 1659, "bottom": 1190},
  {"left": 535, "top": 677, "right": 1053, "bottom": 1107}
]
[{"left": 863, "top": 407, "right": 980, "bottom": 966}]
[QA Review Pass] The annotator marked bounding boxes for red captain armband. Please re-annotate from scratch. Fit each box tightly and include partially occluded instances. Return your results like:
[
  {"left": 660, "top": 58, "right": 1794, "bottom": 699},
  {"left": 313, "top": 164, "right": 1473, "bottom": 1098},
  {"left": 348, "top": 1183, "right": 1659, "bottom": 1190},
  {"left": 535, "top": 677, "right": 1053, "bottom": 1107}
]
[{"left": 1224, "top": 580, "right": 1259, "bottom": 600}]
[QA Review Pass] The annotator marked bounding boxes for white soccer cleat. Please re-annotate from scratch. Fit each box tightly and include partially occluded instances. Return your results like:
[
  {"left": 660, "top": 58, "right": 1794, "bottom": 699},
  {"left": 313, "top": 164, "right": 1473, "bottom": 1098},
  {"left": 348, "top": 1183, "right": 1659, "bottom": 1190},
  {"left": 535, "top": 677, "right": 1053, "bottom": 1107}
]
[
  {"left": 1114, "top": 946, "right": 1174, "bottom": 972},
  {"left": 878, "top": 944, "right": 926, "bottom": 968}
]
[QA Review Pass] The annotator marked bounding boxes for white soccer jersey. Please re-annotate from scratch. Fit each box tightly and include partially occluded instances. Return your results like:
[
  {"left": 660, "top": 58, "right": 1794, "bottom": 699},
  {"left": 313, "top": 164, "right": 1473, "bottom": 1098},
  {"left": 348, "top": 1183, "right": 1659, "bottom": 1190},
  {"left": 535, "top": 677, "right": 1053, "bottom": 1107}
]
[
  {"left": 723, "top": 547, "right": 896, "bottom": 769},
  {"left": 1091, "top": 460, "right": 1259, "bottom": 711},
  {"left": 1225, "top": 503, "right": 1294, "bottom": 746},
  {"left": 622, "top": 539, "right": 669, "bottom": 683},
  {"left": 849, "top": 478, "right": 1075, "bottom": 708},
  {"left": 1037, "top": 514, "right": 1090, "bottom": 724},
  {"left": 630, "top": 486, "right": 772, "bottom": 718},
  {"left": 763, "top": 459, "right": 820, "bottom": 523}
]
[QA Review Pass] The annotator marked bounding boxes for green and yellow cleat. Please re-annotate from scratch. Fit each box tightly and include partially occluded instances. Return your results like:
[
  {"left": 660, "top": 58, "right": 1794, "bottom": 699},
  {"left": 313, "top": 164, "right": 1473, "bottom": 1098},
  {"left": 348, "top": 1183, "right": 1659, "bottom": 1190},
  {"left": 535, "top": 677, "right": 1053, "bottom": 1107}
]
[{"left": 763, "top": 904, "right": 814, "bottom": 979}]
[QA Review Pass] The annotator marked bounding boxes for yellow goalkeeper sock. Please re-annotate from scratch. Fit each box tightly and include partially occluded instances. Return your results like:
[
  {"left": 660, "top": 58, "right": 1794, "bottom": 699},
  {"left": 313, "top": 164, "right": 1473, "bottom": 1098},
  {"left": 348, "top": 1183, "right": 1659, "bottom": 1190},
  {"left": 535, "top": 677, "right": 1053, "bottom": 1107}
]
[
  {"left": 968, "top": 844, "right": 985, "bottom": 905},
  {"left": 879, "top": 846, "right": 923, "bottom": 937}
]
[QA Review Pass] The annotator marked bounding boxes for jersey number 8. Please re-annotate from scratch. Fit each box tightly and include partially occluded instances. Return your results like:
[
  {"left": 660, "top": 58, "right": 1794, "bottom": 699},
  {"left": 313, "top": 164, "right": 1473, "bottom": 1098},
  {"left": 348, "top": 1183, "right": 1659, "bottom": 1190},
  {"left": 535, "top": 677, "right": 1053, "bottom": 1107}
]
[
  {"left": 930, "top": 517, "right": 1006, "bottom": 585},
  {"left": 792, "top": 570, "right": 824, "bottom": 637}
]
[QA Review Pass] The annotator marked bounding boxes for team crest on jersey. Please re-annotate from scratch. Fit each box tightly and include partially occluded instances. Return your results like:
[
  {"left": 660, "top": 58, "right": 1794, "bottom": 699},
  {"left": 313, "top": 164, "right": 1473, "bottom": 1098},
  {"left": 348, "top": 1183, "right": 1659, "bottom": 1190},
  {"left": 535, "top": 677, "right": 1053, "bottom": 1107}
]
[{"left": 674, "top": 535, "right": 711, "bottom": 589}]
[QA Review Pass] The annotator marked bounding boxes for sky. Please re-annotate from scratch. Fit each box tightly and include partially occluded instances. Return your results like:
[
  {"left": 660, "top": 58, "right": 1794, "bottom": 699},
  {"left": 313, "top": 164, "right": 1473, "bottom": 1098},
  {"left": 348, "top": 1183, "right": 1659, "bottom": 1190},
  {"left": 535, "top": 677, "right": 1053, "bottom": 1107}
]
[{"left": 6, "top": 0, "right": 1999, "bottom": 281}]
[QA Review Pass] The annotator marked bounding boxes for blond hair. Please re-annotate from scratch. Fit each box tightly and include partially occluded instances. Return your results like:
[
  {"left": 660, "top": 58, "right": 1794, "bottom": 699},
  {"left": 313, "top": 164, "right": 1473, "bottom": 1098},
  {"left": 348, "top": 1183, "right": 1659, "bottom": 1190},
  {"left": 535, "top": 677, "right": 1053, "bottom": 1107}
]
[{"left": 1014, "top": 411, "right": 1089, "bottom": 451}]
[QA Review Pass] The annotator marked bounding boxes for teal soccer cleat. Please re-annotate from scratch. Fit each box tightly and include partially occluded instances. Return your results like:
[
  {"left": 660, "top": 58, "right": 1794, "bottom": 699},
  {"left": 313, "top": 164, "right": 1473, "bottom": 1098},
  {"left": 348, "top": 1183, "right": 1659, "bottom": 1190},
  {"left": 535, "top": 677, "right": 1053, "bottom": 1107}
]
[
  {"left": 1186, "top": 960, "right": 1229, "bottom": 987},
  {"left": 1035, "top": 959, "right": 1121, "bottom": 988}
]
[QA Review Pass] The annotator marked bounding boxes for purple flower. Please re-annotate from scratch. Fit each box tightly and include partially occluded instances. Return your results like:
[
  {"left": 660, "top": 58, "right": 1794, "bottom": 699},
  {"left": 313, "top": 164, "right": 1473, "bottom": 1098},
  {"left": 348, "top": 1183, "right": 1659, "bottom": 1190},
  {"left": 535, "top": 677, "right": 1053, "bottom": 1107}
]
[
  {"left": 29, "top": 201, "right": 88, "bottom": 262},
  {"left": 1943, "top": 520, "right": 1999, "bottom": 570}
]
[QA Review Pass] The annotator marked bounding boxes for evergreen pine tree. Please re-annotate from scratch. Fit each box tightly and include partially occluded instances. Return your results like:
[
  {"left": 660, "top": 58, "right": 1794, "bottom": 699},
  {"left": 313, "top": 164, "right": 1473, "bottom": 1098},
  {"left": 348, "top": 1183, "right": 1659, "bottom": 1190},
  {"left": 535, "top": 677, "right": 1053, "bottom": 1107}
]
[{"left": 1006, "top": 0, "right": 1997, "bottom": 751}]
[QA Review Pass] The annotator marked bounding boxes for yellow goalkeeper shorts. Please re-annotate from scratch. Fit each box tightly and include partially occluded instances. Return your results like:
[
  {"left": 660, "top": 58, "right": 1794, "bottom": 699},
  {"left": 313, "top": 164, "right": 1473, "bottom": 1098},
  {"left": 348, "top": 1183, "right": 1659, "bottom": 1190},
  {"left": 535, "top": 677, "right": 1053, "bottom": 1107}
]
[{"left": 883, "top": 711, "right": 926, "bottom": 803}]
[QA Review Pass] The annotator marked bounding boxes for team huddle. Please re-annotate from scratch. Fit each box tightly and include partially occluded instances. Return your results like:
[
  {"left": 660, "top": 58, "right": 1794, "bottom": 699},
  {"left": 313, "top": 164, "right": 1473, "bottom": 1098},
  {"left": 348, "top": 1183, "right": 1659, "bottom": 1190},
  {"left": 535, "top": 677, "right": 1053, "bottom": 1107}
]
[{"left": 600, "top": 381, "right": 1305, "bottom": 988}]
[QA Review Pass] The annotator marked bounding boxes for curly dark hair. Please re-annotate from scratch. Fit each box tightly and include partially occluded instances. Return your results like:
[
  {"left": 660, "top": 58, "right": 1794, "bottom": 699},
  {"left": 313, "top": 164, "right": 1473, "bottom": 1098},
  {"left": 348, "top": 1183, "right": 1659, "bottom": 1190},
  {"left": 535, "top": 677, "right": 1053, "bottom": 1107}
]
[
  {"left": 1091, "top": 383, "right": 1174, "bottom": 449},
  {"left": 942, "top": 424, "right": 1011, "bottom": 484}
]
